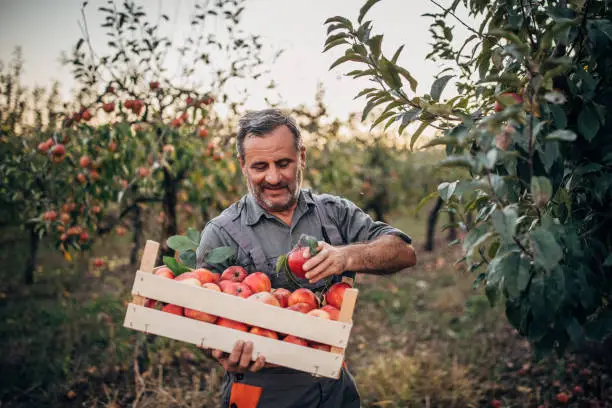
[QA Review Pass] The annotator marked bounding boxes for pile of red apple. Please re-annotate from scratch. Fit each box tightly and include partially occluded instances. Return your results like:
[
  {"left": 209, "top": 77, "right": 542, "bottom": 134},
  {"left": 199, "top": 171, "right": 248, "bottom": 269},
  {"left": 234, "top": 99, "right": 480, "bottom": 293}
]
[{"left": 145, "top": 265, "right": 352, "bottom": 351}]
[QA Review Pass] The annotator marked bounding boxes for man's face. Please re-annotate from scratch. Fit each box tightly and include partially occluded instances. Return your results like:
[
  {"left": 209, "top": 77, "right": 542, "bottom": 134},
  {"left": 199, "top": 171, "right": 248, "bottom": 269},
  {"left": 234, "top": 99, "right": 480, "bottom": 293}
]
[{"left": 239, "top": 125, "right": 305, "bottom": 213}]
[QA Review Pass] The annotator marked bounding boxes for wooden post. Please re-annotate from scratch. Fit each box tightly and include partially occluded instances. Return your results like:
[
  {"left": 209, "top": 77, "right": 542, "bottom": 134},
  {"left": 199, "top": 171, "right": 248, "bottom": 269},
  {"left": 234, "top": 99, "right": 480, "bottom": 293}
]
[
  {"left": 132, "top": 240, "right": 159, "bottom": 306},
  {"left": 330, "top": 288, "right": 358, "bottom": 354}
]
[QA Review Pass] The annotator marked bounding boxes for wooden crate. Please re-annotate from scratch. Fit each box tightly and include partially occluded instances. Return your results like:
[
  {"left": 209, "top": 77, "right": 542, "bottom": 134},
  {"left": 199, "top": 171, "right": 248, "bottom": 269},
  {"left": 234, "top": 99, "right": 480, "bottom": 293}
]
[{"left": 123, "top": 240, "right": 358, "bottom": 379}]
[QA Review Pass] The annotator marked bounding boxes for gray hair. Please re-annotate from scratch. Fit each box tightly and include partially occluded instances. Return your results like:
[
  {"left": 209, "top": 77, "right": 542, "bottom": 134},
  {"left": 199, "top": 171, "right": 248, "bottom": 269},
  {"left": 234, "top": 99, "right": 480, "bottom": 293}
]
[{"left": 236, "top": 109, "right": 302, "bottom": 160}]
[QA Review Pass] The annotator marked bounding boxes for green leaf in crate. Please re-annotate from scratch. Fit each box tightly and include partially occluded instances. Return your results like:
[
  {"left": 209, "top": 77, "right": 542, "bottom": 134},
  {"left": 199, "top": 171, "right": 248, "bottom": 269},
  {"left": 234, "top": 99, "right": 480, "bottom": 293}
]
[
  {"left": 205, "top": 246, "right": 236, "bottom": 265},
  {"left": 179, "top": 250, "right": 197, "bottom": 269},
  {"left": 163, "top": 256, "right": 192, "bottom": 276},
  {"left": 187, "top": 228, "right": 201, "bottom": 245},
  {"left": 167, "top": 235, "right": 198, "bottom": 252}
]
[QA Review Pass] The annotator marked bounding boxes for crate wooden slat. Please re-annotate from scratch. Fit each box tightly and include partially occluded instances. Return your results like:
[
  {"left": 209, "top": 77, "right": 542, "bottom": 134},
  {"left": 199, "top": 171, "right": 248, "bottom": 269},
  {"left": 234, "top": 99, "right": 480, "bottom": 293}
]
[
  {"left": 124, "top": 303, "right": 345, "bottom": 378},
  {"left": 132, "top": 240, "right": 159, "bottom": 306},
  {"left": 130, "top": 270, "right": 352, "bottom": 347}
]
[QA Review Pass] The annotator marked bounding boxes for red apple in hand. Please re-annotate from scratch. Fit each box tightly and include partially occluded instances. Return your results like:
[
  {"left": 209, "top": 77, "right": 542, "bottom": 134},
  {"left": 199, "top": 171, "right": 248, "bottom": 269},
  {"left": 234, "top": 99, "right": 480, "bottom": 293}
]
[
  {"left": 272, "top": 288, "right": 291, "bottom": 308},
  {"left": 288, "top": 288, "right": 318, "bottom": 310},
  {"left": 325, "top": 282, "right": 351, "bottom": 309},
  {"left": 248, "top": 292, "right": 281, "bottom": 307},
  {"left": 221, "top": 266, "right": 248, "bottom": 282},
  {"left": 243, "top": 272, "right": 272, "bottom": 293}
]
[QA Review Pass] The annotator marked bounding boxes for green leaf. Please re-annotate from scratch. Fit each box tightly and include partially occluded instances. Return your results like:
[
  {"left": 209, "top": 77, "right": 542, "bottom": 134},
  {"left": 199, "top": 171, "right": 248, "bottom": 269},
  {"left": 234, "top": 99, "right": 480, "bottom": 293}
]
[
  {"left": 167, "top": 235, "right": 198, "bottom": 252},
  {"left": 205, "top": 246, "right": 236, "bottom": 265},
  {"left": 410, "top": 120, "right": 431, "bottom": 150},
  {"left": 391, "top": 45, "right": 404, "bottom": 63},
  {"left": 604, "top": 254, "right": 612, "bottom": 266},
  {"left": 329, "top": 54, "right": 367, "bottom": 70},
  {"left": 163, "top": 256, "right": 191, "bottom": 276},
  {"left": 577, "top": 104, "right": 600, "bottom": 141},
  {"left": 370, "top": 110, "right": 397, "bottom": 130},
  {"left": 358, "top": 0, "right": 382, "bottom": 23},
  {"left": 531, "top": 176, "right": 552, "bottom": 207},
  {"left": 584, "top": 310, "right": 612, "bottom": 342},
  {"left": 323, "top": 38, "right": 349, "bottom": 52},
  {"left": 491, "top": 205, "right": 518, "bottom": 241},
  {"left": 530, "top": 227, "right": 563, "bottom": 272},
  {"left": 430, "top": 75, "right": 454, "bottom": 101},
  {"left": 398, "top": 108, "right": 422, "bottom": 134},
  {"left": 438, "top": 181, "right": 457, "bottom": 201},
  {"left": 463, "top": 223, "right": 493, "bottom": 259},
  {"left": 549, "top": 104, "right": 567, "bottom": 128},
  {"left": 565, "top": 317, "right": 585, "bottom": 344},
  {"left": 379, "top": 57, "right": 403, "bottom": 89},
  {"left": 545, "top": 129, "right": 577, "bottom": 142},
  {"left": 354, "top": 87, "right": 378, "bottom": 99},
  {"left": 396, "top": 66, "right": 418, "bottom": 92},
  {"left": 361, "top": 94, "right": 391, "bottom": 121},
  {"left": 324, "top": 16, "right": 353, "bottom": 31},
  {"left": 368, "top": 35, "right": 383, "bottom": 59},
  {"left": 187, "top": 228, "right": 201, "bottom": 245},
  {"left": 414, "top": 191, "right": 439, "bottom": 215},
  {"left": 179, "top": 250, "right": 197, "bottom": 269},
  {"left": 502, "top": 251, "right": 532, "bottom": 298}
]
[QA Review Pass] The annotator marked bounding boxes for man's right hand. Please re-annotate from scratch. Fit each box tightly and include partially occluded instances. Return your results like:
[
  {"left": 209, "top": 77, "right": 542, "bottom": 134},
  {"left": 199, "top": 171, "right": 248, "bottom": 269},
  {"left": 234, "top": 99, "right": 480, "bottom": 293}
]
[{"left": 211, "top": 340, "right": 266, "bottom": 373}]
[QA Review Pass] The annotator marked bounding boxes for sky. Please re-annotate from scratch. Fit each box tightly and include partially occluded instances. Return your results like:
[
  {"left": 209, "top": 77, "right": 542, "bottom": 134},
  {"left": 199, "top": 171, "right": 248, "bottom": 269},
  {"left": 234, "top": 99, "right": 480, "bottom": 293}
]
[{"left": 0, "top": 0, "right": 469, "bottom": 126}]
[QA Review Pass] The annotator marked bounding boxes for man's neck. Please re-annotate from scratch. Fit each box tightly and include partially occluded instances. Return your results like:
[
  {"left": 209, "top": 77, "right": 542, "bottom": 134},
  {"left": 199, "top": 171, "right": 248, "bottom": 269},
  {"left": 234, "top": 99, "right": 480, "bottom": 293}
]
[{"left": 271, "top": 204, "right": 297, "bottom": 226}]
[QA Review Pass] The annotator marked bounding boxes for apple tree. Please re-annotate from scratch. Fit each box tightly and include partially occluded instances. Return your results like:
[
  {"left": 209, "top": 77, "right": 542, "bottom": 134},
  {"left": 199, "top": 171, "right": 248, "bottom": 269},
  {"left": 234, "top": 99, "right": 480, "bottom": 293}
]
[{"left": 323, "top": 0, "right": 612, "bottom": 357}]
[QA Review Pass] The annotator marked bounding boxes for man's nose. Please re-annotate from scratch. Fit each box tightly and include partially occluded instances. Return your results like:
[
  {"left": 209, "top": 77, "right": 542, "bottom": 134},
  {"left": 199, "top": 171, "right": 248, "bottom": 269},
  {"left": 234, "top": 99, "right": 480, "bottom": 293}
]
[{"left": 265, "top": 167, "right": 280, "bottom": 184}]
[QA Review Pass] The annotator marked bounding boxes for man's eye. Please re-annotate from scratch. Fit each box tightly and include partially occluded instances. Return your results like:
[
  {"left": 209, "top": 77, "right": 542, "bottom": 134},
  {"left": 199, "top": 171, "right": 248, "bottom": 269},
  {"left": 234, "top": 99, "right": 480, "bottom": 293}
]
[{"left": 278, "top": 161, "right": 289, "bottom": 168}]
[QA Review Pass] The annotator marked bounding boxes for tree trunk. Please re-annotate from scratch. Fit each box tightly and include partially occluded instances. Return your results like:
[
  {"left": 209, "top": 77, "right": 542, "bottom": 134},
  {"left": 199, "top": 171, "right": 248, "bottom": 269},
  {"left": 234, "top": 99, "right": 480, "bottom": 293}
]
[
  {"left": 425, "top": 197, "right": 443, "bottom": 252},
  {"left": 24, "top": 225, "right": 38, "bottom": 285},
  {"left": 447, "top": 211, "right": 457, "bottom": 242},
  {"left": 160, "top": 169, "right": 178, "bottom": 261},
  {"left": 130, "top": 204, "right": 143, "bottom": 267}
]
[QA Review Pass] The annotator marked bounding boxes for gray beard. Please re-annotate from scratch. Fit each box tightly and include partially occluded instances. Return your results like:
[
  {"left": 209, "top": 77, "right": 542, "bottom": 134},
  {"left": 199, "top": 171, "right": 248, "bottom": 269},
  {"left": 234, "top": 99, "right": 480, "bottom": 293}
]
[{"left": 247, "top": 167, "right": 302, "bottom": 212}]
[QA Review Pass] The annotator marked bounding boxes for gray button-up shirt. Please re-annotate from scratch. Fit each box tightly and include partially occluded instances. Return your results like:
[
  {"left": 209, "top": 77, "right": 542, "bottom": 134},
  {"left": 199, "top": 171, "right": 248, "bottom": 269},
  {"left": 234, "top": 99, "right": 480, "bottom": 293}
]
[{"left": 196, "top": 189, "right": 411, "bottom": 289}]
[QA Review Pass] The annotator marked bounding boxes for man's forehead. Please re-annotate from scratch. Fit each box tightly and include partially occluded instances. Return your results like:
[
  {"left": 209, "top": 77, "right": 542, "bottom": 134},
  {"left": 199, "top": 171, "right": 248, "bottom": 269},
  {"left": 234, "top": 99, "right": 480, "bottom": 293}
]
[{"left": 243, "top": 128, "right": 297, "bottom": 160}]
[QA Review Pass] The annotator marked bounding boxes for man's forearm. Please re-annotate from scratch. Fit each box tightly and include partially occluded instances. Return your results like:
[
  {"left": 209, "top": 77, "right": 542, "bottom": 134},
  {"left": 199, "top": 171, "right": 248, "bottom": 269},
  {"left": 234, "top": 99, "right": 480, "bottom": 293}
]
[{"left": 342, "top": 235, "right": 417, "bottom": 275}]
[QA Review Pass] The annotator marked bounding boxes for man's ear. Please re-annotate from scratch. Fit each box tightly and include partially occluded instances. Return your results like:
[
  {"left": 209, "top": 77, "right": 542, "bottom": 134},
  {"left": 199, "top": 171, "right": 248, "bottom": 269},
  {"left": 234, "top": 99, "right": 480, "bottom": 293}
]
[
  {"left": 238, "top": 155, "right": 246, "bottom": 176},
  {"left": 300, "top": 146, "right": 306, "bottom": 169}
]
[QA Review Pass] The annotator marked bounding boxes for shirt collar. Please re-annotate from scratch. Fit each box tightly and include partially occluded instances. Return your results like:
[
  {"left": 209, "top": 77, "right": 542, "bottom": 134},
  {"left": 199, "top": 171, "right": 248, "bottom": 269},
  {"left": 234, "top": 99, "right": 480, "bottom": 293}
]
[{"left": 244, "top": 189, "right": 314, "bottom": 226}]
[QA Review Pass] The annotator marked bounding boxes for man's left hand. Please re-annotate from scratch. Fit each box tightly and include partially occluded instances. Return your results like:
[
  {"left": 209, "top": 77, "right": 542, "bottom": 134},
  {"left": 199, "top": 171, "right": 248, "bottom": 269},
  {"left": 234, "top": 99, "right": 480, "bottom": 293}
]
[{"left": 302, "top": 241, "right": 348, "bottom": 284}]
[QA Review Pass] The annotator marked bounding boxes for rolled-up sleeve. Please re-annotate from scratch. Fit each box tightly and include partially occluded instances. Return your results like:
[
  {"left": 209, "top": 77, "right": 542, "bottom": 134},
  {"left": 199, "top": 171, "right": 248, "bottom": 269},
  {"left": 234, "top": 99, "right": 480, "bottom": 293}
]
[{"left": 331, "top": 197, "right": 412, "bottom": 245}]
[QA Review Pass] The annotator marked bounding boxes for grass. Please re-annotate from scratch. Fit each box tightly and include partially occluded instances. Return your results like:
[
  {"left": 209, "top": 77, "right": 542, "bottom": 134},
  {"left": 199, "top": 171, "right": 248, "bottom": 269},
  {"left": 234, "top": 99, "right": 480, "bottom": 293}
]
[{"left": 0, "top": 206, "right": 610, "bottom": 407}]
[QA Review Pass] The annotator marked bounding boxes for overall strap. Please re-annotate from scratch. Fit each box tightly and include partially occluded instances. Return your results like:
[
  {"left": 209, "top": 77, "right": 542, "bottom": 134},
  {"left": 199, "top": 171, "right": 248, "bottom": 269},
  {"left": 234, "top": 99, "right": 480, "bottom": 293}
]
[{"left": 311, "top": 194, "right": 345, "bottom": 246}]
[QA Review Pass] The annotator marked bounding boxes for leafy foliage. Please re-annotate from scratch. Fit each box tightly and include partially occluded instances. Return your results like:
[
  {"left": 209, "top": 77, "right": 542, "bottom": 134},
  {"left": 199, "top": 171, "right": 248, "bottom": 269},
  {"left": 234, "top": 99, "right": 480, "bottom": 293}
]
[{"left": 325, "top": 0, "right": 612, "bottom": 357}]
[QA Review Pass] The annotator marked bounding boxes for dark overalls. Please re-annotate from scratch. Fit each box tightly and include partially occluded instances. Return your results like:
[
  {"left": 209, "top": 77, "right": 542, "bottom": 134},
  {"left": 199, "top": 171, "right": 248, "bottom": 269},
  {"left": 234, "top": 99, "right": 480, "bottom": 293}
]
[{"left": 202, "top": 191, "right": 361, "bottom": 408}]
